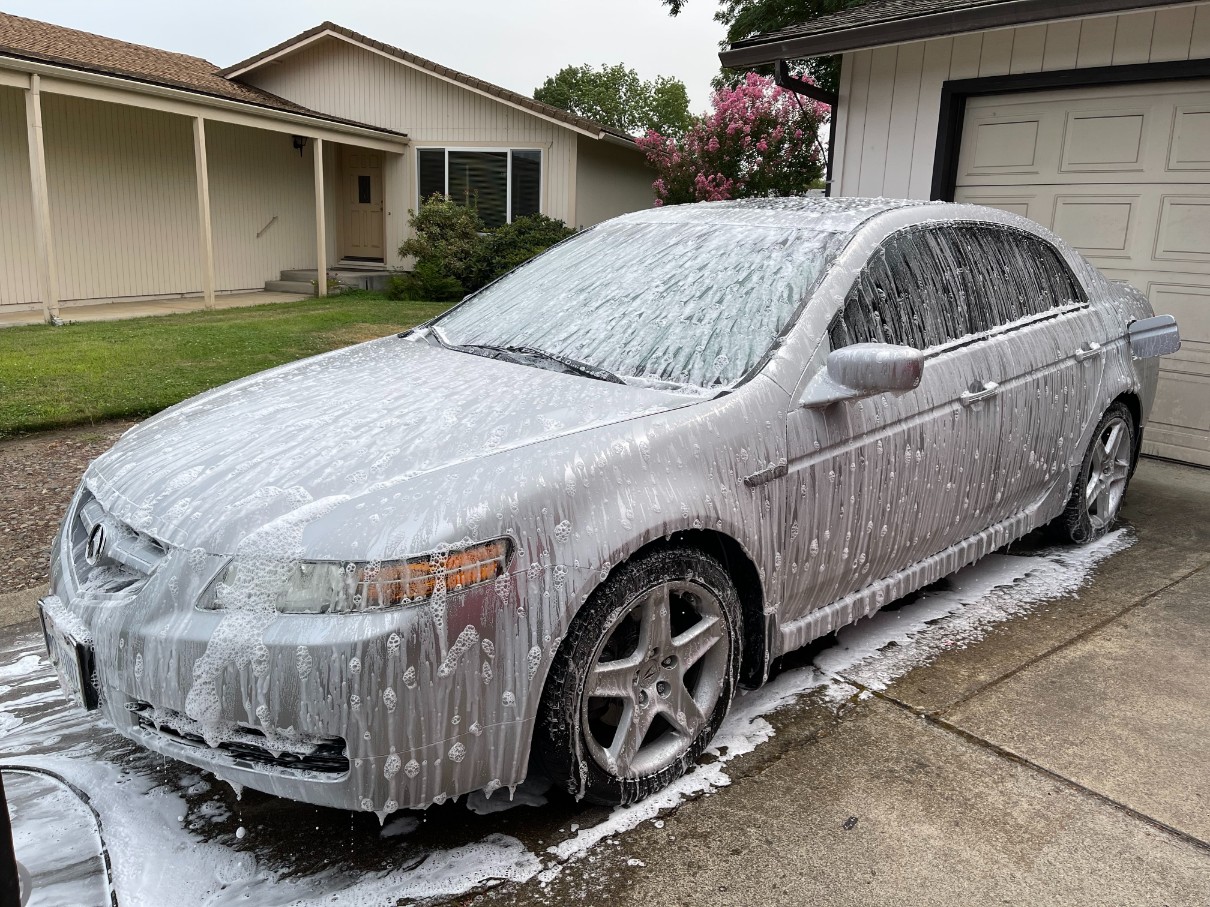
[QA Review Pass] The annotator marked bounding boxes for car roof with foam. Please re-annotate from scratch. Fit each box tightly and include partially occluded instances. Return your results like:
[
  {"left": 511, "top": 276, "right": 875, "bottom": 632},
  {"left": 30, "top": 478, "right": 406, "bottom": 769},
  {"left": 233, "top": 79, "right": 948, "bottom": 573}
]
[{"left": 608, "top": 196, "right": 942, "bottom": 234}]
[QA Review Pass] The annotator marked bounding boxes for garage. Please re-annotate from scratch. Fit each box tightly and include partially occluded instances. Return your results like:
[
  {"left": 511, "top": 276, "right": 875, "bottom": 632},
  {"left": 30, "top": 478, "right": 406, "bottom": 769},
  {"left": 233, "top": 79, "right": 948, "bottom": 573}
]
[
  {"left": 720, "top": 0, "right": 1210, "bottom": 467},
  {"left": 953, "top": 80, "right": 1210, "bottom": 465}
]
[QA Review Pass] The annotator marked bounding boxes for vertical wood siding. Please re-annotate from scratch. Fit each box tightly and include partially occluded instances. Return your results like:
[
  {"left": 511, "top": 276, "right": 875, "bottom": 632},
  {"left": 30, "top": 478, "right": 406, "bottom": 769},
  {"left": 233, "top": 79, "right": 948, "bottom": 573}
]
[
  {"left": 0, "top": 86, "right": 39, "bottom": 307},
  {"left": 834, "top": 2, "right": 1210, "bottom": 198},
  {"left": 207, "top": 121, "right": 317, "bottom": 290},
  {"left": 244, "top": 39, "right": 582, "bottom": 226},
  {"left": 42, "top": 93, "right": 202, "bottom": 302},
  {"left": 574, "top": 136, "right": 655, "bottom": 228}
]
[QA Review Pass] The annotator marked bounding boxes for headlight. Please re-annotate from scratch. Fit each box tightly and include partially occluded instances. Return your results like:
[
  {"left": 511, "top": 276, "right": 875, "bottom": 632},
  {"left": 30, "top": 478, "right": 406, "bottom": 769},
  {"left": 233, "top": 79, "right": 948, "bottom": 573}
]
[{"left": 204, "top": 538, "right": 512, "bottom": 614}]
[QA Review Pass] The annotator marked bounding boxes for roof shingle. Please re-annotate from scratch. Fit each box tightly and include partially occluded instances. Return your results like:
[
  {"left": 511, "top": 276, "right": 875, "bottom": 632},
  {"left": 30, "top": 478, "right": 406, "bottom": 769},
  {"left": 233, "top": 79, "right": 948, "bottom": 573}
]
[{"left": 0, "top": 11, "right": 402, "bottom": 135}]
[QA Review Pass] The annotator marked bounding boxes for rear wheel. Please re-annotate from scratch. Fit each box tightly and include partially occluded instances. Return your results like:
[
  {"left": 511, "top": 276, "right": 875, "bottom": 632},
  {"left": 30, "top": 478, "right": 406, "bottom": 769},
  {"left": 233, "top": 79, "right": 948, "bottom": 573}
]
[
  {"left": 1055, "top": 402, "right": 1135, "bottom": 544},
  {"left": 536, "top": 548, "right": 742, "bottom": 805}
]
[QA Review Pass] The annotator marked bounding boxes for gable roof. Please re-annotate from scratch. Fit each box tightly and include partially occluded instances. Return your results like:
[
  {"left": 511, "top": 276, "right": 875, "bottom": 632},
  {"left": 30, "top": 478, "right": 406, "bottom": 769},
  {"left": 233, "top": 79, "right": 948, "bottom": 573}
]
[
  {"left": 222, "top": 22, "right": 638, "bottom": 145},
  {"left": 720, "top": 0, "right": 1196, "bottom": 68},
  {"left": 0, "top": 11, "right": 404, "bottom": 136}
]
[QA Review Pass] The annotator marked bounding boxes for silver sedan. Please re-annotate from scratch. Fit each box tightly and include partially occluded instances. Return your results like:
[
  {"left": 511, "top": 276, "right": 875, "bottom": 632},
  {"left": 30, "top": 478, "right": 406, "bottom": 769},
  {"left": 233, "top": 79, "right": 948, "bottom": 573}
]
[{"left": 40, "top": 198, "right": 1179, "bottom": 814}]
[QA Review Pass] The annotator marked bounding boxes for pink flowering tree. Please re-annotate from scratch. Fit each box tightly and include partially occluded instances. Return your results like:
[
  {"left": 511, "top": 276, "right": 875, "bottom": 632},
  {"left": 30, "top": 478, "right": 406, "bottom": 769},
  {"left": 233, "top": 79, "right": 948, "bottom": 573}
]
[{"left": 636, "top": 72, "right": 829, "bottom": 206}]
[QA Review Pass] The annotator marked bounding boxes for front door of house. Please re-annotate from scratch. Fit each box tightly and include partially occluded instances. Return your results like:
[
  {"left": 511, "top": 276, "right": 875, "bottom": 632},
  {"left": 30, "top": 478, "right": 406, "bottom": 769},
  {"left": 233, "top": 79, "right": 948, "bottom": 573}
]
[{"left": 341, "top": 149, "right": 384, "bottom": 261}]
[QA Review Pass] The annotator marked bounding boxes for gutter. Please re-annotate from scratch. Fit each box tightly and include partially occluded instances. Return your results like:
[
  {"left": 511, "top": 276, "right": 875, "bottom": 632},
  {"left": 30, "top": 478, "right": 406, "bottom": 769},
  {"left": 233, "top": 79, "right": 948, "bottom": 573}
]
[
  {"left": 772, "top": 60, "right": 839, "bottom": 197},
  {"left": 720, "top": 0, "right": 1194, "bottom": 68}
]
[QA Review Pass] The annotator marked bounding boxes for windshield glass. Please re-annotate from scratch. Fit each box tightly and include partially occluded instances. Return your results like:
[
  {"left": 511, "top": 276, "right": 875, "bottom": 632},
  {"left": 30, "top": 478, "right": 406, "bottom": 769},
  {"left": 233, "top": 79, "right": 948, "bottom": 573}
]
[{"left": 433, "top": 220, "right": 844, "bottom": 392}]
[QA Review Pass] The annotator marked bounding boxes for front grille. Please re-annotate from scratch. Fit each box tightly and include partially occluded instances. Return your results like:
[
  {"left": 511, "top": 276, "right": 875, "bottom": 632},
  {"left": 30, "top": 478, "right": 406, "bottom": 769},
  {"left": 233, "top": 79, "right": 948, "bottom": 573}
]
[
  {"left": 69, "top": 490, "right": 167, "bottom": 590},
  {"left": 130, "top": 703, "right": 349, "bottom": 775}
]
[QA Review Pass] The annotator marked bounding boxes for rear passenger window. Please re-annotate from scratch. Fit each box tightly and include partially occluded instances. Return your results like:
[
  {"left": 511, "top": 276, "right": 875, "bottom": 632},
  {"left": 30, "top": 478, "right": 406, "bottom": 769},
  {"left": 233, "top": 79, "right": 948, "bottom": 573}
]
[
  {"left": 829, "top": 224, "right": 1085, "bottom": 352},
  {"left": 955, "top": 226, "right": 1085, "bottom": 333}
]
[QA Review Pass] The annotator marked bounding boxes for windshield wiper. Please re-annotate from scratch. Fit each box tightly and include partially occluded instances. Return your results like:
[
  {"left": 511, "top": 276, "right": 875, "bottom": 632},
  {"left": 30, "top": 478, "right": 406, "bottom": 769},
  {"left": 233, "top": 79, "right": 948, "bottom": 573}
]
[{"left": 440, "top": 340, "right": 625, "bottom": 385}]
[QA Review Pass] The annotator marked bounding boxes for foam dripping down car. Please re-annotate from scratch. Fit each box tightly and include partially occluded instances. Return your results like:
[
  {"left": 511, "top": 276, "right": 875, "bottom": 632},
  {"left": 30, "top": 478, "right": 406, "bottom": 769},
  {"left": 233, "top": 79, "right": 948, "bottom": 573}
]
[{"left": 40, "top": 198, "right": 1180, "bottom": 813}]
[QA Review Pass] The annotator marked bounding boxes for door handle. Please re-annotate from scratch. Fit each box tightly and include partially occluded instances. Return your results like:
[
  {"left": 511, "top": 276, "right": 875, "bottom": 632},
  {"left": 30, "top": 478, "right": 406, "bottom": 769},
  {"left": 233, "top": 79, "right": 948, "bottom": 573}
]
[
  {"left": 1074, "top": 342, "right": 1103, "bottom": 362},
  {"left": 960, "top": 380, "right": 1000, "bottom": 407}
]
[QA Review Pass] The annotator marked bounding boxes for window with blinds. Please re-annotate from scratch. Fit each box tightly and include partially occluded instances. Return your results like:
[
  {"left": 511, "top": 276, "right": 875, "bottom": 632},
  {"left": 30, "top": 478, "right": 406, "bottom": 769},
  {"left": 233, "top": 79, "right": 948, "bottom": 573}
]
[{"left": 416, "top": 148, "right": 542, "bottom": 228}]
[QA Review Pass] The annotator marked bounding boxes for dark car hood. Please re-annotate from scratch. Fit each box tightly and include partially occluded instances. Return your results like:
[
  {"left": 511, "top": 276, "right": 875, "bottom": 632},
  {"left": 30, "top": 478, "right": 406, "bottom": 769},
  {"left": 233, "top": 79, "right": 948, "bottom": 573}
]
[{"left": 84, "top": 335, "right": 692, "bottom": 552}]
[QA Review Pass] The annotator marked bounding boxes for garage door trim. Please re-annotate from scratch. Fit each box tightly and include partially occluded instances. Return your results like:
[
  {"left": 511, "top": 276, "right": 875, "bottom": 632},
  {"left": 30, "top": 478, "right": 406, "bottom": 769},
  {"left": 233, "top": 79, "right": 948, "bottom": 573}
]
[{"left": 931, "top": 58, "right": 1210, "bottom": 203}]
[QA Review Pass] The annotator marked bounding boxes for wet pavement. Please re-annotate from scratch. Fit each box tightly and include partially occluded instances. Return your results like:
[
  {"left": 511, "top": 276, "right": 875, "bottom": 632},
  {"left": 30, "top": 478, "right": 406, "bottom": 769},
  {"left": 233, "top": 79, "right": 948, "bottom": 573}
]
[{"left": 0, "top": 457, "right": 1207, "bottom": 906}]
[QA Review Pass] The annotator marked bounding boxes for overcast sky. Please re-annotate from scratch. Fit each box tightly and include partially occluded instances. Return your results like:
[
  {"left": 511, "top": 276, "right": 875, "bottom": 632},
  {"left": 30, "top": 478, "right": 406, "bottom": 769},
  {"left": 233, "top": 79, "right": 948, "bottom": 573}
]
[{"left": 9, "top": 1, "right": 729, "bottom": 112}]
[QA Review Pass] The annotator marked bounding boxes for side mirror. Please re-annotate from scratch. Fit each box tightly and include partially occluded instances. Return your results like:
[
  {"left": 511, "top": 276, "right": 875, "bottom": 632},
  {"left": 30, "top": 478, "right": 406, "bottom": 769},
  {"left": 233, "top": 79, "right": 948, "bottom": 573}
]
[{"left": 800, "top": 343, "right": 924, "bottom": 409}]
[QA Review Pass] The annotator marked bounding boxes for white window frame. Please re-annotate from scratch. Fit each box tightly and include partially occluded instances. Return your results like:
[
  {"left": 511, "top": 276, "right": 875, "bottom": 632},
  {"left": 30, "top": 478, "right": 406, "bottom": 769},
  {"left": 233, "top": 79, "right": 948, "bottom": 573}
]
[{"left": 414, "top": 146, "right": 544, "bottom": 225}]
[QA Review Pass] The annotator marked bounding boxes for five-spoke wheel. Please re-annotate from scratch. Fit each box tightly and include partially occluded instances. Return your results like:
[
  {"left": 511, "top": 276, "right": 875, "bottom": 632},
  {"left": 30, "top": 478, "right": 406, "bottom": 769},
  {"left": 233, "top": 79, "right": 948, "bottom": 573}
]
[
  {"left": 536, "top": 548, "right": 742, "bottom": 805},
  {"left": 1056, "top": 401, "right": 1136, "bottom": 544}
]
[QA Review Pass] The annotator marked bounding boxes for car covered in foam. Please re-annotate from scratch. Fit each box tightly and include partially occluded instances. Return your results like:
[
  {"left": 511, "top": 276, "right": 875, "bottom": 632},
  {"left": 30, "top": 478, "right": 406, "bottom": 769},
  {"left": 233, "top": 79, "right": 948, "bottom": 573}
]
[{"left": 40, "top": 197, "right": 1179, "bottom": 814}]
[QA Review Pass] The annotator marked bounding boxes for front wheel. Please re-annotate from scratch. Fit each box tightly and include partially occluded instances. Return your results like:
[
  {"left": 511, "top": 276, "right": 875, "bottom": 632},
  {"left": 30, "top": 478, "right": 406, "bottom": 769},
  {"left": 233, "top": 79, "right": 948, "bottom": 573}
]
[
  {"left": 535, "top": 548, "right": 742, "bottom": 806},
  {"left": 1054, "top": 402, "right": 1135, "bottom": 545}
]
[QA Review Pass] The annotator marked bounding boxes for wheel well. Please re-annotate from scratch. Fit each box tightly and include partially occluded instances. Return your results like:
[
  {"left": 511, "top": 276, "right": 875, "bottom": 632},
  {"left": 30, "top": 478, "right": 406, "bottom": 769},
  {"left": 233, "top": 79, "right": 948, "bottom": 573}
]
[
  {"left": 1112, "top": 391, "right": 1143, "bottom": 474},
  {"left": 627, "top": 530, "right": 768, "bottom": 688}
]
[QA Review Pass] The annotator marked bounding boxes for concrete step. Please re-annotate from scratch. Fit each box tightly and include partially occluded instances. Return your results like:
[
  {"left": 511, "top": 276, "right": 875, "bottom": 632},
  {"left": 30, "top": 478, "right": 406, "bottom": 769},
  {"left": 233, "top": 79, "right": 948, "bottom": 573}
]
[
  {"left": 279, "top": 269, "right": 392, "bottom": 291},
  {"left": 264, "top": 279, "right": 315, "bottom": 295}
]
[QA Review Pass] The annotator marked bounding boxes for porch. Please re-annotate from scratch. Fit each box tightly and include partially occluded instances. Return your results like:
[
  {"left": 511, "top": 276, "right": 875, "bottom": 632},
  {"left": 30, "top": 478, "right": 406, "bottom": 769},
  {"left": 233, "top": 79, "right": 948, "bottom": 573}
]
[{"left": 0, "top": 66, "right": 407, "bottom": 323}]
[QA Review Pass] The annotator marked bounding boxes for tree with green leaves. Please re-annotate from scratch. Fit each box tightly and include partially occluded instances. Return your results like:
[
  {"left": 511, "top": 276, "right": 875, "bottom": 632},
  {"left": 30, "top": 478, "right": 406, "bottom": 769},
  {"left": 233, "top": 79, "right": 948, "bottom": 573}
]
[
  {"left": 534, "top": 64, "right": 695, "bottom": 136},
  {"left": 662, "top": 0, "right": 867, "bottom": 95}
]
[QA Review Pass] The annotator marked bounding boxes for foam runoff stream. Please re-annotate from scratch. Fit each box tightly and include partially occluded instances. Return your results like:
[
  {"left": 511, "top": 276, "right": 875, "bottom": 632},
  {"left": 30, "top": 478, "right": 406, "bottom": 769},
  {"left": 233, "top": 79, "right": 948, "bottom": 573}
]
[{"left": 0, "top": 530, "right": 1129, "bottom": 905}]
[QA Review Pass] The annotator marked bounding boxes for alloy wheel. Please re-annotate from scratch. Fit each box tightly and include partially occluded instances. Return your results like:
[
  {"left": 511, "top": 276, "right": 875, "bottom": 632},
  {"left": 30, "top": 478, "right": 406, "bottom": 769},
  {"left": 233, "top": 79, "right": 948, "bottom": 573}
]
[
  {"left": 581, "top": 580, "right": 729, "bottom": 779},
  {"left": 1085, "top": 415, "right": 1132, "bottom": 530}
]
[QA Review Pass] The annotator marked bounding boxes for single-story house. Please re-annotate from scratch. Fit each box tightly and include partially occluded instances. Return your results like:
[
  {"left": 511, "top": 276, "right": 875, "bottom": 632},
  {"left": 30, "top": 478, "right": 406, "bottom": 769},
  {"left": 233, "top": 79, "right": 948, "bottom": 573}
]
[
  {"left": 0, "top": 13, "right": 653, "bottom": 319},
  {"left": 723, "top": 0, "right": 1210, "bottom": 466}
]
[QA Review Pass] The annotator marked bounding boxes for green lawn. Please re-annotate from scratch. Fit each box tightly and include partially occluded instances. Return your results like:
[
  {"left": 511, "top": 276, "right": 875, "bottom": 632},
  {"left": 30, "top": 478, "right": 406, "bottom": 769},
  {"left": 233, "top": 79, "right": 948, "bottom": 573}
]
[{"left": 0, "top": 294, "right": 450, "bottom": 438}]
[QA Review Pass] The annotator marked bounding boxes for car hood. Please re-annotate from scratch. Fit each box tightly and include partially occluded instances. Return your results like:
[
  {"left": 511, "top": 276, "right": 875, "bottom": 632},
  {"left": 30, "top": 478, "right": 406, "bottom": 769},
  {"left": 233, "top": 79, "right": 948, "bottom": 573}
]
[{"left": 83, "top": 335, "right": 693, "bottom": 553}]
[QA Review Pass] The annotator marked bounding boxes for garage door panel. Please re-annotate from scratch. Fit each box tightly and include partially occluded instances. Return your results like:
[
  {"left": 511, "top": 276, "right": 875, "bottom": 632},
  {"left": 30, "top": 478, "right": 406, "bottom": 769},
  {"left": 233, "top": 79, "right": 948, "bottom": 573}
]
[
  {"left": 956, "top": 79, "right": 1210, "bottom": 464},
  {"left": 1053, "top": 195, "right": 1139, "bottom": 257},
  {"left": 1155, "top": 196, "right": 1210, "bottom": 261},
  {"left": 1170, "top": 106, "right": 1210, "bottom": 170},
  {"left": 1061, "top": 110, "right": 1147, "bottom": 172}
]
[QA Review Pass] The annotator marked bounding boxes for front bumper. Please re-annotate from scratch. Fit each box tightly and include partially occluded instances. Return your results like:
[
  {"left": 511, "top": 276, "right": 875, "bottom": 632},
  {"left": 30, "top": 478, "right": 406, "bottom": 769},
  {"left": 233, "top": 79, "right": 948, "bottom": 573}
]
[{"left": 46, "top": 530, "right": 550, "bottom": 813}]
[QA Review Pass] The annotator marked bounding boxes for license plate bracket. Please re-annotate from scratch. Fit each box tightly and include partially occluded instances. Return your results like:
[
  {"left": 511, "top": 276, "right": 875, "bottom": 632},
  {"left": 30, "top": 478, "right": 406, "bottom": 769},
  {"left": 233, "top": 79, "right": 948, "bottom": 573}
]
[{"left": 38, "top": 603, "right": 99, "bottom": 711}]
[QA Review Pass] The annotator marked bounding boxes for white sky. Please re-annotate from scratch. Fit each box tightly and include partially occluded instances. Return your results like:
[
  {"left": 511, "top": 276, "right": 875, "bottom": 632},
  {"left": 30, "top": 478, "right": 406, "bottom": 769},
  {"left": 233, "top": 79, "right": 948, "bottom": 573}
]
[{"left": 8, "top": 0, "right": 729, "bottom": 113}]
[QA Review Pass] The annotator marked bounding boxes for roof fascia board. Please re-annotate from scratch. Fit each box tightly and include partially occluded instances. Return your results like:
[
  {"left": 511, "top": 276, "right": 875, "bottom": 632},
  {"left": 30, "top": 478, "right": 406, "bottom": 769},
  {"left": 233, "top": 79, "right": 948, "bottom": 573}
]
[
  {"left": 219, "top": 29, "right": 331, "bottom": 79},
  {"left": 234, "top": 28, "right": 607, "bottom": 140},
  {"left": 0, "top": 56, "right": 408, "bottom": 149},
  {"left": 720, "top": 0, "right": 1193, "bottom": 67}
]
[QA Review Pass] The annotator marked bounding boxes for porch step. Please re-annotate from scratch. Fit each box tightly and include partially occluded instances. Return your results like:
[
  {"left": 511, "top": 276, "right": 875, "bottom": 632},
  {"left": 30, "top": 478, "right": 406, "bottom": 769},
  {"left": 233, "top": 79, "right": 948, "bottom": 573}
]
[
  {"left": 278, "top": 269, "right": 393, "bottom": 291},
  {"left": 265, "top": 279, "right": 316, "bottom": 294}
]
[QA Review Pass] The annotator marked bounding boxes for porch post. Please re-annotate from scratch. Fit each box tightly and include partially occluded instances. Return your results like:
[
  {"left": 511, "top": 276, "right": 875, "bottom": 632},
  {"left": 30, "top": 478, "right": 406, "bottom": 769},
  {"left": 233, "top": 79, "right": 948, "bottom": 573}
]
[
  {"left": 192, "top": 116, "right": 215, "bottom": 309},
  {"left": 313, "top": 137, "right": 327, "bottom": 297},
  {"left": 25, "top": 74, "right": 60, "bottom": 324}
]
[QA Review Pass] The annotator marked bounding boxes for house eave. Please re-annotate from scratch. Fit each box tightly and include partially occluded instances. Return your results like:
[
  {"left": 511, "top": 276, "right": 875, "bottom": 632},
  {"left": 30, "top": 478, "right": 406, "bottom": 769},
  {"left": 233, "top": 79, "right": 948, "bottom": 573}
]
[
  {"left": 720, "top": 0, "right": 1196, "bottom": 68},
  {"left": 0, "top": 52, "right": 408, "bottom": 147}
]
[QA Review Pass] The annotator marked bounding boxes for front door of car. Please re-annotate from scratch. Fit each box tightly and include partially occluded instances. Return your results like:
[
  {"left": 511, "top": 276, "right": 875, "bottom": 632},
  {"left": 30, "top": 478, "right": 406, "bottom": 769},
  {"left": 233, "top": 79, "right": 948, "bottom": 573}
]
[{"left": 778, "top": 226, "right": 1014, "bottom": 631}]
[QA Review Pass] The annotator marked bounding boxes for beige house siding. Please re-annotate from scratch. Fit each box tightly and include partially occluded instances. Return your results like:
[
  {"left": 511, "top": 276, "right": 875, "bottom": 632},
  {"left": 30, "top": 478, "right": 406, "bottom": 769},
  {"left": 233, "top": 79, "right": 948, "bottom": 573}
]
[
  {"left": 0, "top": 86, "right": 38, "bottom": 307},
  {"left": 574, "top": 135, "right": 655, "bottom": 228},
  {"left": 41, "top": 93, "right": 203, "bottom": 303},
  {"left": 832, "top": 3, "right": 1210, "bottom": 198},
  {"left": 207, "top": 120, "right": 319, "bottom": 291},
  {"left": 241, "top": 37, "right": 585, "bottom": 235}
]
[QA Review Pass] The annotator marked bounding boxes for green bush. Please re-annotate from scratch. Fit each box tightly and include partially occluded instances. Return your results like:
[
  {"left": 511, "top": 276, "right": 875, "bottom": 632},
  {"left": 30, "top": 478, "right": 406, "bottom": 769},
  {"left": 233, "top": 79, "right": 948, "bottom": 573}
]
[
  {"left": 393, "top": 196, "right": 576, "bottom": 301},
  {"left": 478, "top": 214, "right": 576, "bottom": 286}
]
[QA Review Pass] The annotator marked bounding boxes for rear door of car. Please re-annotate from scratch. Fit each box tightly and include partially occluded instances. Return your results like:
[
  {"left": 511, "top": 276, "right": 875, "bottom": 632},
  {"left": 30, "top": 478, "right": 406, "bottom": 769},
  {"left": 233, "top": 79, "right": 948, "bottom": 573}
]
[
  {"left": 779, "top": 224, "right": 1014, "bottom": 634},
  {"left": 940, "top": 224, "right": 1103, "bottom": 517}
]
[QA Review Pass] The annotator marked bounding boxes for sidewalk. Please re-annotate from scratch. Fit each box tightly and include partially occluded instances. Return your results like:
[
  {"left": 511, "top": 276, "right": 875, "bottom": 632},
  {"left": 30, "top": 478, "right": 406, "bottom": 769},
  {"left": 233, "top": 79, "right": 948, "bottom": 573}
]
[{"left": 0, "top": 291, "right": 307, "bottom": 328}]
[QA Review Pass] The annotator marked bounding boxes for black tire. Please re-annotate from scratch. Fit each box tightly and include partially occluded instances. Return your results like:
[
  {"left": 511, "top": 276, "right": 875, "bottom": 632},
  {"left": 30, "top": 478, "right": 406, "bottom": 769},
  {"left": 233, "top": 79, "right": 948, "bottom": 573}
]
[
  {"left": 535, "top": 547, "right": 743, "bottom": 806},
  {"left": 1054, "top": 402, "right": 1136, "bottom": 545}
]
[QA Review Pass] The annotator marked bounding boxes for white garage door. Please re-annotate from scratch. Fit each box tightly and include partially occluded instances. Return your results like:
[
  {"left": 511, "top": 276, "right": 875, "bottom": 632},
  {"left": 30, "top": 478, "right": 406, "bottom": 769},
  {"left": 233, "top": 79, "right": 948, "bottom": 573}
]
[{"left": 954, "top": 80, "right": 1210, "bottom": 466}]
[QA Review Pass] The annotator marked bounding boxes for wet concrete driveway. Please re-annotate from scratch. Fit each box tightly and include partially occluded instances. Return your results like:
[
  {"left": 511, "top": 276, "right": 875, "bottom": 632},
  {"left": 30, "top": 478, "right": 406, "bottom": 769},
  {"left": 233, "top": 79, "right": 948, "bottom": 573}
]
[{"left": 1, "top": 458, "right": 1207, "bottom": 906}]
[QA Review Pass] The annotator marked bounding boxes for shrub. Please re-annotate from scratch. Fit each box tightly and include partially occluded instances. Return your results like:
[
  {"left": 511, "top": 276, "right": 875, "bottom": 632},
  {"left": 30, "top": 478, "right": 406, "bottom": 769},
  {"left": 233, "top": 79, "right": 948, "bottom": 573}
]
[
  {"left": 395, "top": 197, "right": 576, "bottom": 300},
  {"left": 396, "top": 194, "right": 486, "bottom": 301},
  {"left": 477, "top": 214, "right": 576, "bottom": 286}
]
